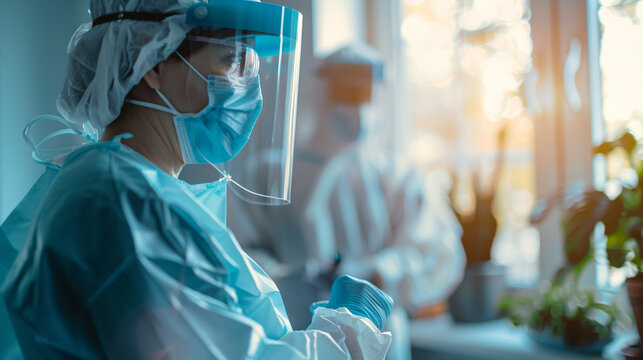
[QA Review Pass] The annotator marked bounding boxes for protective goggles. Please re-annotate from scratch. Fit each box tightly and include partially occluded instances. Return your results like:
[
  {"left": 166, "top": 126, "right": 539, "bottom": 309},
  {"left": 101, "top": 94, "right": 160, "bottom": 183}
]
[{"left": 183, "top": 35, "right": 260, "bottom": 83}]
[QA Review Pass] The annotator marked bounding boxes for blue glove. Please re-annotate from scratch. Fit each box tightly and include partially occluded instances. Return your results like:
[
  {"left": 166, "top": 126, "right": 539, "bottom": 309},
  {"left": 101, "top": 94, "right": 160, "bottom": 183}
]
[{"left": 310, "top": 275, "right": 393, "bottom": 330}]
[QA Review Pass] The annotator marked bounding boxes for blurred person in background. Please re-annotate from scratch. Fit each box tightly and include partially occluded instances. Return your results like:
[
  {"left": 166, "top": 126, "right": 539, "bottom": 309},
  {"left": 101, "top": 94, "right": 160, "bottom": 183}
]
[{"left": 228, "top": 43, "right": 466, "bottom": 360}]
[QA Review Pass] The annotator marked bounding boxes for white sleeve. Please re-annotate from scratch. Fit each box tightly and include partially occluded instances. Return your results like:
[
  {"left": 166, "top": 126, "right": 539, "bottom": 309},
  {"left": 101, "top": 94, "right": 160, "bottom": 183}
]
[{"left": 271, "top": 307, "right": 392, "bottom": 360}]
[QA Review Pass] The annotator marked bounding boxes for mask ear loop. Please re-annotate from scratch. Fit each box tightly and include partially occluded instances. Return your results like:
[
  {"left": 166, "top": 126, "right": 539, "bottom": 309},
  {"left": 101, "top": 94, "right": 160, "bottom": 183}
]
[
  {"left": 174, "top": 51, "right": 208, "bottom": 82},
  {"left": 125, "top": 51, "right": 208, "bottom": 116},
  {"left": 125, "top": 90, "right": 180, "bottom": 116}
]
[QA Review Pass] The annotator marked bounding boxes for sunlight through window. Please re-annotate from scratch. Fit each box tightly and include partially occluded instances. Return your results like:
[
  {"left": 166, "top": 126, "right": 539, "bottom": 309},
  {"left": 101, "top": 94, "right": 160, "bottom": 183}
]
[{"left": 402, "top": 0, "right": 537, "bottom": 286}]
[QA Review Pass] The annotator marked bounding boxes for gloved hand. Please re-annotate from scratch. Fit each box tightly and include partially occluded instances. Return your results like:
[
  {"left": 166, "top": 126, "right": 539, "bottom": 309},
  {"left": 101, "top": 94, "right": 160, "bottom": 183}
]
[{"left": 310, "top": 275, "right": 394, "bottom": 330}]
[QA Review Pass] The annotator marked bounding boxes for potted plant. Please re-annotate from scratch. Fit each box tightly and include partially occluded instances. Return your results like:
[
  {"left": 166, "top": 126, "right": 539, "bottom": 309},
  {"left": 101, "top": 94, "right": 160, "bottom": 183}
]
[
  {"left": 529, "top": 132, "right": 641, "bottom": 353},
  {"left": 497, "top": 263, "right": 627, "bottom": 353},
  {"left": 448, "top": 126, "right": 508, "bottom": 322}
]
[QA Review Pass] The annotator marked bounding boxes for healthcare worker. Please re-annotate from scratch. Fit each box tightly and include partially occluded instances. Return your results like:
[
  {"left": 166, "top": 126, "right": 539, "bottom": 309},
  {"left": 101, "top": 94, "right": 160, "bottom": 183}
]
[
  {"left": 227, "top": 44, "right": 466, "bottom": 360},
  {"left": 305, "top": 46, "right": 466, "bottom": 316},
  {"left": 0, "top": 1, "right": 394, "bottom": 359}
]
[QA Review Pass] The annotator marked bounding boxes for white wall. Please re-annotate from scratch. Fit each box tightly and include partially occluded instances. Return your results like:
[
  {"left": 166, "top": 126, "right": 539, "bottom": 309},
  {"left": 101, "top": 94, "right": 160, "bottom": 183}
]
[
  {"left": 0, "top": 1, "right": 88, "bottom": 222},
  {"left": 312, "top": 0, "right": 366, "bottom": 57}
]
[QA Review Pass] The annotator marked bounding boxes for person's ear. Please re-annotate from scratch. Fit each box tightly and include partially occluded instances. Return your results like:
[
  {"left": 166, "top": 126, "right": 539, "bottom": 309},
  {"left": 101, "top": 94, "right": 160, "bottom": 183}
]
[{"left": 142, "top": 64, "right": 162, "bottom": 90}]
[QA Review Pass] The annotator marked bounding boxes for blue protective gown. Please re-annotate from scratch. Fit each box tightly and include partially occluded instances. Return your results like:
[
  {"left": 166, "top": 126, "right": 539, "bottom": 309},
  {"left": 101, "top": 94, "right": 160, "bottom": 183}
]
[{"left": 1, "top": 141, "right": 391, "bottom": 359}]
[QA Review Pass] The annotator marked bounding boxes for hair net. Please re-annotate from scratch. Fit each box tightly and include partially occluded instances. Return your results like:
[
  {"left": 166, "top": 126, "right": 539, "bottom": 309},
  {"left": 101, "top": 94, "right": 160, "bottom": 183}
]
[{"left": 56, "top": 0, "right": 203, "bottom": 140}]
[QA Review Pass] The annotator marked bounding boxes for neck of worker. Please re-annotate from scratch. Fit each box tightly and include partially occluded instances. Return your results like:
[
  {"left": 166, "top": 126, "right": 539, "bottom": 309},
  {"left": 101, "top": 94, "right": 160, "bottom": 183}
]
[{"left": 101, "top": 102, "right": 186, "bottom": 178}]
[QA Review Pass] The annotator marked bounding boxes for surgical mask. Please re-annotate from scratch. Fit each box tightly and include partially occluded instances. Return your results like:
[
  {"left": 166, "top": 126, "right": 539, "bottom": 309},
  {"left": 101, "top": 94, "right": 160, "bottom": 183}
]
[
  {"left": 184, "top": 175, "right": 229, "bottom": 225},
  {"left": 330, "top": 104, "right": 363, "bottom": 143},
  {"left": 128, "top": 51, "right": 263, "bottom": 165}
]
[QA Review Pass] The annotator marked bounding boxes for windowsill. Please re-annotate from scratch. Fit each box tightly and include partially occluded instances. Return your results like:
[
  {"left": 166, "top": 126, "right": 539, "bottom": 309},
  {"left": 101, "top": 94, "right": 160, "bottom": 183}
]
[{"left": 410, "top": 315, "right": 637, "bottom": 360}]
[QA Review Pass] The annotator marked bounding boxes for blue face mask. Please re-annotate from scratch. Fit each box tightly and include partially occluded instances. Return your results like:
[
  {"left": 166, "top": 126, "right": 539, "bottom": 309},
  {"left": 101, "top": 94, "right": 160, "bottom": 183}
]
[
  {"left": 183, "top": 176, "right": 229, "bottom": 225},
  {"left": 128, "top": 52, "right": 263, "bottom": 165},
  {"left": 330, "top": 104, "right": 363, "bottom": 143}
]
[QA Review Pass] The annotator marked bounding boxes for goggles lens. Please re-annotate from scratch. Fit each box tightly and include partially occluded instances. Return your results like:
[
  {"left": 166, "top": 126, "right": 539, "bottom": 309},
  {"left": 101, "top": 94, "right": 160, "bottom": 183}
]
[{"left": 186, "top": 35, "right": 260, "bottom": 81}]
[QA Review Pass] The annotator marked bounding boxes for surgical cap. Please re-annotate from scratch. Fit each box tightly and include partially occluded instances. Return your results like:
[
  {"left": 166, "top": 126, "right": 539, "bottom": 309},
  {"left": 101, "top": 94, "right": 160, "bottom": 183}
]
[
  {"left": 318, "top": 43, "right": 385, "bottom": 84},
  {"left": 56, "top": 0, "right": 201, "bottom": 140}
]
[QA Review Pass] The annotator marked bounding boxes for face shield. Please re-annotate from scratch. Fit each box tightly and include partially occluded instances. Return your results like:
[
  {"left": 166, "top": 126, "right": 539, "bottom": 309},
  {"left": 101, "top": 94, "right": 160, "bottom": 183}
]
[{"left": 180, "top": 1, "right": 302, "bottom": 205}]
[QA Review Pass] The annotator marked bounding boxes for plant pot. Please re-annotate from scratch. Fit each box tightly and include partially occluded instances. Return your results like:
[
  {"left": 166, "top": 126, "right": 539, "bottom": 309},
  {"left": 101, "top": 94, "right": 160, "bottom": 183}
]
[
  {"left": 627, "top": 274, "right": 643, "bottom": 350},
  {"left": 527, "top": 328, "right": 611, "bottom": 354},
  {"left": 448, "top": 261, "right": 506, "bottom": 322},
  {"left": 622, "top": 343, "right": 643, "bottom": 360}
]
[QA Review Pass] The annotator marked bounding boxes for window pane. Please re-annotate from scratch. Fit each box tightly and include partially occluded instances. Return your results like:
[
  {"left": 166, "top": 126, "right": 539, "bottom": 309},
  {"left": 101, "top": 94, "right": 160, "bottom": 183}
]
[
  {"left": 312, "top": 0, "right": 366, "bottom": 56},
  {"left": 595, "top": 0, "right": 643, "bottom": 288},
  {"left": 401, "top": 0, "right": 537, "bottom": 286}
]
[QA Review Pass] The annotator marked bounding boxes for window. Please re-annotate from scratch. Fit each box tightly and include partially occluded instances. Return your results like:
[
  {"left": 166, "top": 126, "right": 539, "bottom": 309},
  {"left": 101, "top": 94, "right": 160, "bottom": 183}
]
[
  {"left": 593, "top": 0, "right": 643, "bottom": 289},
  {"left": 312, "top": 0, "right": 366, "bottom": 56},
  {"left": 384, "top": 0, "right": 642, "bottom": 288},
  {"left": 398, "top": 0, "right": 538, "bottom": 286}
]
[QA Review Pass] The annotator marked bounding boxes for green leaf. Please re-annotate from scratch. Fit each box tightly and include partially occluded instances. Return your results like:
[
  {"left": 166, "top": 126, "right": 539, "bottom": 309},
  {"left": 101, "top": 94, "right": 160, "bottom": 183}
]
[
  {"left": 603, "top": 197, "right": 624, "bottom": 234},
  {"left": 607, "top": 248, "right": 628, "bottom": 268},
  {"left": 626, "top": 217, "right": 643, "bottom": 241},
  {"left": 606, "top": 228, "right": 629, "bottom": 248},
  {"left": 622, "top": 188, "right": 642, "bottom": 213},
  {"left": 590, "top": 302, "right": 618, "bottom": 318},
  {"left": 563, "top": 191, "right": 610, "bottom": 264}
]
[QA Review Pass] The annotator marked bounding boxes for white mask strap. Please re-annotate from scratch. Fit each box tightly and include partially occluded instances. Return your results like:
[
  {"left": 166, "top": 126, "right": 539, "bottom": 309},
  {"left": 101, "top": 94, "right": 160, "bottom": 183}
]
[
  {"left": 174, "top": 51, "right": 208, "bottom": 82},
  {"left": 195, "top": 145, "right": 287, "bottom": 205},
  {"left": 126, "top": 51, "right": 207, "bottom": 115},
  {"left": 126, "top": 88, "right": 180, "bottom": 116}
]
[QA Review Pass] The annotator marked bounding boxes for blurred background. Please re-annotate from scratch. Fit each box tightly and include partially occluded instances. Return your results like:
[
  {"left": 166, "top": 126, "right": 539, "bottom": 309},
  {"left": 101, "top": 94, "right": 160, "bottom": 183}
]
[{"left": 2, "top": 0, "right": 643, "bottom": 359}]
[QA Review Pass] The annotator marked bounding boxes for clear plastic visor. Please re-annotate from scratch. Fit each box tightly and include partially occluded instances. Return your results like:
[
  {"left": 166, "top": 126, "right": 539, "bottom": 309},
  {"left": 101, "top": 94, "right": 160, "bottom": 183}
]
[{"left": 180, "top": 22, "right": 302, "bottom": 205}]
